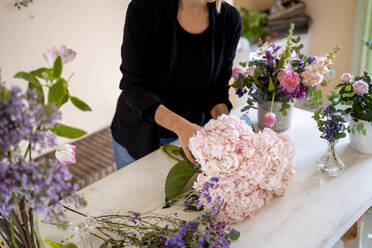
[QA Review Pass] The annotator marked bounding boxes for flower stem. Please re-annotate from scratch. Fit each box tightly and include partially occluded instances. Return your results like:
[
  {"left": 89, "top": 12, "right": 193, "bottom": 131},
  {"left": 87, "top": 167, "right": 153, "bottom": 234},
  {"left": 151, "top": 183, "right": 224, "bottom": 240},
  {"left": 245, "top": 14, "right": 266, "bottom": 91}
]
[
  {"left": 10, "top": 218, "right": 19, "bottom": 248},
  {"left": 270, "top": 92, "right": 276, "bottom": 113}
]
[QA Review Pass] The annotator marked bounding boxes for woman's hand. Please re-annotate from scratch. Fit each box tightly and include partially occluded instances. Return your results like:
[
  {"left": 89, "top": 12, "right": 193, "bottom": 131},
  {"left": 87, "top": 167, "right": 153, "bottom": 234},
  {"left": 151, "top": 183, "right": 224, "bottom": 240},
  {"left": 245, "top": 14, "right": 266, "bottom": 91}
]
[
  {"left": 174, "top": 121, "right": 201, "bottom": 165},
  {"left": 210, "top": 103, "right": 229, "bottom": 119},
  {"left": 154, "top": 105, "right": 201, "bottom": 165}
]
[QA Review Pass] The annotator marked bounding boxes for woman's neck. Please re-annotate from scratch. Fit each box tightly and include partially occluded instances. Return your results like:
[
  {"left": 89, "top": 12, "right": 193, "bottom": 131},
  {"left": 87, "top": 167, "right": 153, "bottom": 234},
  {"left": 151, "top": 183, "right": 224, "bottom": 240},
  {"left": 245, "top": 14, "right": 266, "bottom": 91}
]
[{"left": 179, "top": 0, "right": 208, "bottom": 13}]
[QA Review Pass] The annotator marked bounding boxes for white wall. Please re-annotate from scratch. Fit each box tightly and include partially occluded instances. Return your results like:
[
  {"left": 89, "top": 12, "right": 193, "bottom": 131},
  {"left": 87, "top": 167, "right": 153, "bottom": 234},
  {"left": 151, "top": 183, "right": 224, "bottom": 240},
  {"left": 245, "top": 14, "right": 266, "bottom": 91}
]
[{"left": 0, "top": 0, "right": 130, "bottom": 139}]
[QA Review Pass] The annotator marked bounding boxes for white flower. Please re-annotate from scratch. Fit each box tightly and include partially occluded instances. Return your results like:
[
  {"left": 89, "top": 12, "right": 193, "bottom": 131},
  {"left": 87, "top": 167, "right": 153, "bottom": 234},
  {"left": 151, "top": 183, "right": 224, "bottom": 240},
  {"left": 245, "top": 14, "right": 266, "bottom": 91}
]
[{"left": 55, "top": 144, "right": 76, "bottom": 165}]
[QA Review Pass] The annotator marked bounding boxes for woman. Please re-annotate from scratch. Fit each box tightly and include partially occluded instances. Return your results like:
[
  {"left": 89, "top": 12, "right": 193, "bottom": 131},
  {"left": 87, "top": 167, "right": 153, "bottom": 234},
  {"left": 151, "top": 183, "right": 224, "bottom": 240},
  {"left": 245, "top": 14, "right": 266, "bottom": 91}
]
[{"left": 111, "top": 0, "right": 241, "bottom": 169}]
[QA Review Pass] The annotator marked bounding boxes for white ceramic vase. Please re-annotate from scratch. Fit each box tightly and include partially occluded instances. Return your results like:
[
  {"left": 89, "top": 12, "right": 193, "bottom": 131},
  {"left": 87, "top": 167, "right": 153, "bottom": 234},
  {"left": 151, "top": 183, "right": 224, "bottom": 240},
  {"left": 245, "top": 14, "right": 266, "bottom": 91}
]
[{"left": 349, "top": 119, "right": 372, "bottom": 155}]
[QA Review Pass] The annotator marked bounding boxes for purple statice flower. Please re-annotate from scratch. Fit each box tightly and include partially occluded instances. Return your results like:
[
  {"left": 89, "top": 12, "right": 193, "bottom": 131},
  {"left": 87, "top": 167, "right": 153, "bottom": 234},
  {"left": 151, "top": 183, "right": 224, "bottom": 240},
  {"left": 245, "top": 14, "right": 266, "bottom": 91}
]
[
  {"left": 272, "top": 44, "right": 281, "bottom": 52},
  {"left": 235, "top": 88, "right": 247, "bottom": 98},
  {"left": 307, "top": 56, "right": 316, "bottom": 65},
  {"left": 0, "top": 83, "right": 60, "bottom": 158},
  {"left": 320, "top": 106, "right": 346, "bottom": 142},
  {"left": 0, "top": 83, "right": 83, "bottom": 223},
  {"left": 265, "top": 50, "right": 275, "bottom": 61},
  {"left": 0, "top": 157, "right": 83, "bottom": 220},
  {"left": 279, "top": 84, "right": 307, "bottom": 100},
  {"left": 128, "top": 211, "right": 140, "bottom": 224}
]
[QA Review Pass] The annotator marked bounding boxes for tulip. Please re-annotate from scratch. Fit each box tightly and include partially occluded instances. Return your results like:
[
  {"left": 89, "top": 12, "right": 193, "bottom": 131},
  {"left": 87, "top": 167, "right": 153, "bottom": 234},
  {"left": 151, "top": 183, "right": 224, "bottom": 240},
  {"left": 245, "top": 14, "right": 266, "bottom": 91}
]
[
  {"left": 264, "top": 112, "right": 276, "bottom": 128},
  {"left": 43, "top": 46, "right": 59, "bottom": 67},
  {"left": 55, "top": 144, "right": 76, "bottom": 165},
  {"left": 43, "top": 45, "right": 76, "bottom": 67},
  {"left": 59, "top": 45, "right": 76, "bottom": 64}
]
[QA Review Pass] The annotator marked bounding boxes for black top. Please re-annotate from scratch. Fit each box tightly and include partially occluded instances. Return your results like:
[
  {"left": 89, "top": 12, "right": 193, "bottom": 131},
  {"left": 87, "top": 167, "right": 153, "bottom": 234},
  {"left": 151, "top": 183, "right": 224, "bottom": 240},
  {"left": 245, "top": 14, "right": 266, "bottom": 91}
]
[{"left": 111, "top": 0, "right": 241, "bottom": 159}]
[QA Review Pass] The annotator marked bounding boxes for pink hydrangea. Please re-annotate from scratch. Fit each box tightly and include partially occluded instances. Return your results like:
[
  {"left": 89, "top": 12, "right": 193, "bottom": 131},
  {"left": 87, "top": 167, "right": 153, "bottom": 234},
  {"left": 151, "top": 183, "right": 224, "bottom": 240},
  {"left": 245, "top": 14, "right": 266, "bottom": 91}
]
[
  {"left": 190, "top": 115, "right": 295, "bottom": 222},
  {"left": 278, "top": 69, "right": 300, "bottom": 92},
  {"left": 352, "top": 80, "right": 369, "bottom": 95}
]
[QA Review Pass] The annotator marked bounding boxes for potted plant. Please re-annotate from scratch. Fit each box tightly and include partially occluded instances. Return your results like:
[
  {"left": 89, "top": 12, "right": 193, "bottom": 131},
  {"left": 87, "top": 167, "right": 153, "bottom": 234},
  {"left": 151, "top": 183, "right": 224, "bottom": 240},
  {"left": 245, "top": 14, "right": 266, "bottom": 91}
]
[
  {"left": 332, "top": 71, "right": 372, "bottom": 154},
  {"left": 231, "top": 23, "right": 339, "bottom": 132}
]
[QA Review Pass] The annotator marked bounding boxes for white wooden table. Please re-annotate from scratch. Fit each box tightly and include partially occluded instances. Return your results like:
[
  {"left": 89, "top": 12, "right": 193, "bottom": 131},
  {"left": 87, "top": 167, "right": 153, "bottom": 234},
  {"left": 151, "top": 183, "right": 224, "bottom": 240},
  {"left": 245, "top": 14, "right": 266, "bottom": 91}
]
[{"left": 40, "top": 108, "right": 372, "bottom": 248}]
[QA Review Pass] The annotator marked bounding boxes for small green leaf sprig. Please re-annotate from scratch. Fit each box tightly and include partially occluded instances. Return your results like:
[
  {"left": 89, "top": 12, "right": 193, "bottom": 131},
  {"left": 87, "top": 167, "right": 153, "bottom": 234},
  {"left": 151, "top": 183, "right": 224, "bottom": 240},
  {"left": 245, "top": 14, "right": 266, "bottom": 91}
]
[{"left": 14, "top": 46, "right": 91, "bottom": 139}]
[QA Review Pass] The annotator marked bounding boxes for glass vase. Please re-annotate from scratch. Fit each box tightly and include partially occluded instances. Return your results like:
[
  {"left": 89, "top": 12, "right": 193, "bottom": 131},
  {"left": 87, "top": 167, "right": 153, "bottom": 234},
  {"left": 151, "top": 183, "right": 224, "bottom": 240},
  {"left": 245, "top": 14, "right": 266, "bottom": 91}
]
[
  {"left": 69, "top": 217, "right": 97, "bottom": 248},
  {"left": 317, "top": 140, "right": 345, "bottom": 177}
]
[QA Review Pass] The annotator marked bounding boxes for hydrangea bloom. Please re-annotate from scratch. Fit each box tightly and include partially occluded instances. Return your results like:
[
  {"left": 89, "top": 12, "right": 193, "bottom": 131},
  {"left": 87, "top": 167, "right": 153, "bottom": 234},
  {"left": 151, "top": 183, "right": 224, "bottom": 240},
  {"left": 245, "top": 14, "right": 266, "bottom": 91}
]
[{"left": 190, "top": 115, "right": 295, "bottom": 222}]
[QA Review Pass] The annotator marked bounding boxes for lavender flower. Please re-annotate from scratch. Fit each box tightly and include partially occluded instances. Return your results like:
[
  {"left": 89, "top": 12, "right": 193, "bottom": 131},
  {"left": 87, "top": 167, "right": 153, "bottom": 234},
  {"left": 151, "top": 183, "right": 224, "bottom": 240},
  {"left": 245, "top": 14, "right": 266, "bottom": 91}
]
[{"left": 0, "top": 83, "right": 84, "bottom": 223}]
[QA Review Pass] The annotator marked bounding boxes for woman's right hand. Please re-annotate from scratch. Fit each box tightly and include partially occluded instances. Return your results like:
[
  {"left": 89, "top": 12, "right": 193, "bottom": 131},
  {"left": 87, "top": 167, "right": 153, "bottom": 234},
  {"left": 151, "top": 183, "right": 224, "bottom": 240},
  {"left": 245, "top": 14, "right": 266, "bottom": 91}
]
[
  {"left": 174, "top": 121, "right": 201, "bottom": 165},
  {"left": 154, "top": 104, "right": 201, "bottom": 165}
]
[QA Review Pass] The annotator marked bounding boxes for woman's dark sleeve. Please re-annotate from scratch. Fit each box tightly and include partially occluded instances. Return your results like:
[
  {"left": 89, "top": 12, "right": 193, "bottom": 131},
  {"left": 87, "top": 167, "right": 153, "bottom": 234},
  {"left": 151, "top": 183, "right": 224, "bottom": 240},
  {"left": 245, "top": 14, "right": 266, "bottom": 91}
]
[
  {"left": 119, "top": 1, "right": 162, "bottom": 123},
  {"left": 207, "top": 10, "right": 241, "bottom": 113}
]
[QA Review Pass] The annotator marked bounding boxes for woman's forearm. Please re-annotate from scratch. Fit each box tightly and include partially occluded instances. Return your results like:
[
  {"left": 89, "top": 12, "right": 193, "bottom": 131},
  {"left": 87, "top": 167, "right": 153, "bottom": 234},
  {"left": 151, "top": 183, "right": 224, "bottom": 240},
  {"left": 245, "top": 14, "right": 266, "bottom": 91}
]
[
  {"left": 154, "top": 104, "right": 200, "bottom": 164},
  {"left": 210, "top": 103, "right": 229, "bottom": 119},
  {"left": 154, "top": 105, "right": 189, "bottom": 134}
]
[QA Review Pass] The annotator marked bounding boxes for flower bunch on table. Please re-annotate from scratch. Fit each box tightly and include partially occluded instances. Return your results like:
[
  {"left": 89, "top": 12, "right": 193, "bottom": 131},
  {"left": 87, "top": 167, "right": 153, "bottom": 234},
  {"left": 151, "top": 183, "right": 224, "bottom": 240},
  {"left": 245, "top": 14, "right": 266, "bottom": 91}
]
[
  {"left": 313, "top": 70, "right": 372, "bottom": 142},
  {"left": 189, "top": 115, "right": 295, "bottom": 222},
  {"left": 0, "top": 46, "right": 90, "bottom": 248},
  {"left": 231, "top": 23, "right": 339, "bottom": 128}
]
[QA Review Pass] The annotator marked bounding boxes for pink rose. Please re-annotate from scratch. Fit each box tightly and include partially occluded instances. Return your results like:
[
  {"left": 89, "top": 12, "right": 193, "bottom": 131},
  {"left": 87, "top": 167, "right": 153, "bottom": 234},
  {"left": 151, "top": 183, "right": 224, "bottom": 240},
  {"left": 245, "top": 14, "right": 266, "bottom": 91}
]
[
  {"left": 264, "top": 112, "right": 276, "bottom": 128},
  {"left": 352, "top": 80, "right": 369, "bottom": 95},
  {"left": 278, "top": 69, "right": 301, "bottom": 92},
  {"left": 340, "top": 73, "right": 354, "bottom": 83},
  {"left": 232, "top": 68, "right": 242, "bottom": 82}
]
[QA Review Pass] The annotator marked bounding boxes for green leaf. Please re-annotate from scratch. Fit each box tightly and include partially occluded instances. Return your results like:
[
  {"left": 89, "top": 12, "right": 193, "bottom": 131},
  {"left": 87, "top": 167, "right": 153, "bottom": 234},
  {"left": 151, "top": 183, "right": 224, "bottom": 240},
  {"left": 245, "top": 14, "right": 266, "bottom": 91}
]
[
  {"left": 268, "top": 77, "right": 275, "bottom": 92},
  {"left": 51, "top": 123, "right": 87, "bottom": 139},
  {"left": 61, "top": 89, "right": 70, "bottom": 106},
  {"left": 53, "top": 56, "right": 63, "bottom": 78},
  {"left": 165, "top": 161, "right": 199, "bottom": 201},
  {"left": 44, "top": 240, "right": 63, "bottom": 248},
  {"left": 229, "top": 231, "right": 241, "bottom": 241},
  {"left": 14, "top": 71, "right": 44, "bottom": 104},
  {"left": 345, "top": 85, "right": 352, "bottom": 92},
  {"left": 70, "top": 96, "right": 92, "bottom": 111},
  {"left": 31, "top": 67, "right": 51, "bottom": 80},
  {"left": 48, "top": 79, "right": 67, "bottom": 107},
  {"left": 63, "top": 244, "right": 78, "bottom": 248}
]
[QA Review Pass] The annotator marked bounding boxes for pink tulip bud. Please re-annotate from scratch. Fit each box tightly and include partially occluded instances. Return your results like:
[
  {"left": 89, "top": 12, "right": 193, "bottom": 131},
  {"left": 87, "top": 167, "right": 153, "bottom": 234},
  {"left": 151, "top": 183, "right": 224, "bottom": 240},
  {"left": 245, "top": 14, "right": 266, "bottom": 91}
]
[
  {"left": 264, "top": 112, "right": 276, "bottom": 128},
  {"left": 55, "top": 144, "right": 76, "bottom": 165}
]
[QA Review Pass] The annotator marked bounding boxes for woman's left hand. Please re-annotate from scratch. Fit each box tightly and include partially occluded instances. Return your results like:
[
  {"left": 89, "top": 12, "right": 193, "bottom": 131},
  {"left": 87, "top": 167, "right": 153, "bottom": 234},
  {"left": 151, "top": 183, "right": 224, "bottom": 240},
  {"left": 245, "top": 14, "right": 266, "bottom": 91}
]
[{"left": 210, "top": 103, "right": 229, "bottom": 119}]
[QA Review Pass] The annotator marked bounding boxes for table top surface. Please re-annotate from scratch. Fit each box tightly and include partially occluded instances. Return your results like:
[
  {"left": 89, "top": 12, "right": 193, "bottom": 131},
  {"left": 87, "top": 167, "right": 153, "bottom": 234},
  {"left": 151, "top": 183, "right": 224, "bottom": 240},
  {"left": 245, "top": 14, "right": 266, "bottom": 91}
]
[{"left": 40, "top": 107, "right": 372, "bottom": 248}]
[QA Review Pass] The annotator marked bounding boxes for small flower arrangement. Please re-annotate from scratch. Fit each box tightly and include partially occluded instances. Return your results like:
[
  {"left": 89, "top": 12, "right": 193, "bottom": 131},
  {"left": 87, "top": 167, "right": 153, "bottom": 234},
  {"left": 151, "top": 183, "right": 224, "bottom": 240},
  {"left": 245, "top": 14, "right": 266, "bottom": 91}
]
[
  {"left": 189, "top": 115, "right": 295, "bottom": 222},
  {"left": 231, "top": 23, "right": 339, "bottom": 128},
  {"left": 313, "top": 105, "right": 347, "bottom": 143},
  {"left": 336, "top": 71, "right": 372, "bottom": 132}
]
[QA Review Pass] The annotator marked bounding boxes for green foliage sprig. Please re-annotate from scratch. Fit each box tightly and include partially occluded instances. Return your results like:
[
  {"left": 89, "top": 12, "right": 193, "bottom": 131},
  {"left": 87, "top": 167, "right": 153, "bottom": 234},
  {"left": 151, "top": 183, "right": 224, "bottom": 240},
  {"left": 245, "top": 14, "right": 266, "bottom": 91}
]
[
  {"left": 14, "top": 54, "right": 91, "bottom": 139},
  {"left": 240, "top": 8, "right": 268, "bottom": 44}
]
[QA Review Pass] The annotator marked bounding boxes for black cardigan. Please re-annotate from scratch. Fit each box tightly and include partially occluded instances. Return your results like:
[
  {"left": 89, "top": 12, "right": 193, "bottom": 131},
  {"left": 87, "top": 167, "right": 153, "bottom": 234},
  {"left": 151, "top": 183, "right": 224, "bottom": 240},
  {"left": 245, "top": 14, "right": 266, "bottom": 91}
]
[{"left": 111, "top": 0, "right": 241, "bottom": 159}]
